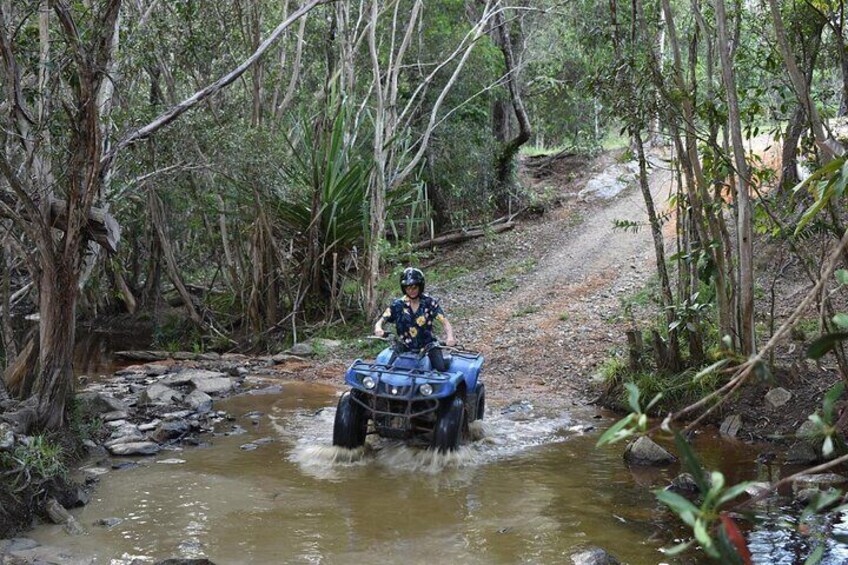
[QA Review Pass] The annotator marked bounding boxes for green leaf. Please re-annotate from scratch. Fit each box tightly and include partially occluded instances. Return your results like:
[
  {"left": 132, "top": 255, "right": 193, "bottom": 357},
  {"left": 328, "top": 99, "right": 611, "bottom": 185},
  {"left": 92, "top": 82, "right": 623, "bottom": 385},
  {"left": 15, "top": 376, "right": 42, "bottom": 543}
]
[
  {"left": 661, "top": 539, "right": 695, "bottom": 556},
  {"left": 625, "top": 382, "right": 641, "bottom": 414},
  {"left": 717, "top": 481, "right": 757, "bottom": 506},
  {"left": 674, "top": 431, "right": 708, "bottom": 494},
  {"left": 804, "top": 544, "right": 825, "bottom": 565},
  {"left": 823, "top": 382, "right": 845, "bottom": 423},
  {"left": 807, "top": 333, "right": 848, "bottom": 360},
  {"left": 596, "top": 413, "right": 636, "bottom": 447},
  {"left": 655, "top": 490, "right": 700, "bottom": 527},
  {"left": 836, "top": 270, "right": 848, "bottom": 285},
  {"left": 834, "top": 313, "right": 848, "bottom": 329},
  {"left": 694, "top": 519, "right": 717, "bottom": 556},
  {"left": 645, "top": 392, "right": 663, "bottom": 411}
]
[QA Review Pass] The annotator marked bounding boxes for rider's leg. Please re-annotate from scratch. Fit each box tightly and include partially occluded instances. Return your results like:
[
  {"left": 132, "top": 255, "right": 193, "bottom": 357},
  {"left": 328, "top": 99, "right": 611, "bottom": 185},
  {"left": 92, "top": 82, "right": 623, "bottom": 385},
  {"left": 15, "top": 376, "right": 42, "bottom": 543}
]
[{"left": 428, "top": 347, "right": 447, "bottom": 371}]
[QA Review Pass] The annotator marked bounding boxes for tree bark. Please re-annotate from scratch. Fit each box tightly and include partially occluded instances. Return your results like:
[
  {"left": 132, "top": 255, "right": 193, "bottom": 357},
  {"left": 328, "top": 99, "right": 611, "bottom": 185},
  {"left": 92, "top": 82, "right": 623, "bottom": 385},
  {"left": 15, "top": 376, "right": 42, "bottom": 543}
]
[
  {"left": 492, "top": 8, "right": 532, "bottom": 213},
  {"left": 715, "top": 0, "right": 755, "bottom": 355}
]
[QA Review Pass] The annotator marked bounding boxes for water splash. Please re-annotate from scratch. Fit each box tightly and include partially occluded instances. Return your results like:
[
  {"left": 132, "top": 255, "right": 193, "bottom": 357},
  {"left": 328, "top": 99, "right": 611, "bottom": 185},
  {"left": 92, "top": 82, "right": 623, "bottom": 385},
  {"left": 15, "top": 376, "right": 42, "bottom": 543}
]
[{"left": 274, "top": 402, "right": 578, "bottom": 479}]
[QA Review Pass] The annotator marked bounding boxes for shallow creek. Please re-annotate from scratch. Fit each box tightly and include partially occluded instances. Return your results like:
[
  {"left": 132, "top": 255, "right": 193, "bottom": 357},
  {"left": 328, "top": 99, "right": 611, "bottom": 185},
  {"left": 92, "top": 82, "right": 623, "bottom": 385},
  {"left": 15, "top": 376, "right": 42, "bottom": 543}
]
[{"left": 24, "top": 382, "right": 848, "bottom": 564}]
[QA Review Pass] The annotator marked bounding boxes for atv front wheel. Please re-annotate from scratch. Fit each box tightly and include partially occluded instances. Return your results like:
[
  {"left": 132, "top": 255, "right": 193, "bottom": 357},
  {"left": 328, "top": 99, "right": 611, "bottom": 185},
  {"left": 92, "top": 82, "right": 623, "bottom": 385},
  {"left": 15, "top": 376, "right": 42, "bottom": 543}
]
[
  {"left": 333, "top": 392, "right": 368, "bottom": 449},
  {"left": 431, "top": 396, "right": 466, "bottom": 453},
  {"left": 474, "top": 384, "right": 486, "bottom": 421}
]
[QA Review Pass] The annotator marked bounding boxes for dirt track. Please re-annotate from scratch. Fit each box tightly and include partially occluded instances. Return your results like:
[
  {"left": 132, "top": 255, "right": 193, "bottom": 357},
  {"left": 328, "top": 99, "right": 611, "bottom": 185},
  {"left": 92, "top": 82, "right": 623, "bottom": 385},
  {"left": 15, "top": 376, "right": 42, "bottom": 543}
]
[{"left": 428, "top": 151, "right": 673, "bottom": 408}]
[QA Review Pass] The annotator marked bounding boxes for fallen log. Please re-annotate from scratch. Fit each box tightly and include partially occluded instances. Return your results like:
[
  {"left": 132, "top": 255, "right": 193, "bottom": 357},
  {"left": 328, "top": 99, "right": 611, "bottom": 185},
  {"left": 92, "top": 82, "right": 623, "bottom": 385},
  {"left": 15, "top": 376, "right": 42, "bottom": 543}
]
[
  {"left": 411, "top": 222, "right": 515, "bottom": 250},
  {"left": 0, "top": 192, "right": 121, "bottom": 253}
]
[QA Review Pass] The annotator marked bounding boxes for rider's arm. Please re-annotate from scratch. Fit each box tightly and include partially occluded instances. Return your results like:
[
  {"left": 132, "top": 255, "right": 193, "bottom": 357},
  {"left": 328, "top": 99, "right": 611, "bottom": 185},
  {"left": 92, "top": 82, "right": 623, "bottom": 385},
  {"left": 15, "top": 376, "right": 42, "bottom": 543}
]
[
  {"left": 375, "top": 305, "right": 394, "bottom": 337},
  {"left": 442, "top": 316, "right": 456, "bottom": 347}
]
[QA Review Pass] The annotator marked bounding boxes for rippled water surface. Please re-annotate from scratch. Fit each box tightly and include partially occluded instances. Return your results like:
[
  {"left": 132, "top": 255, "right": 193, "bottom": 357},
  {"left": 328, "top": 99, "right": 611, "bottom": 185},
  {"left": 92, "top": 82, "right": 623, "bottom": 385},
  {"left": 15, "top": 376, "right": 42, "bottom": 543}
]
[{"left": 24, "top": 382, "right": 848, "bottom": 564}]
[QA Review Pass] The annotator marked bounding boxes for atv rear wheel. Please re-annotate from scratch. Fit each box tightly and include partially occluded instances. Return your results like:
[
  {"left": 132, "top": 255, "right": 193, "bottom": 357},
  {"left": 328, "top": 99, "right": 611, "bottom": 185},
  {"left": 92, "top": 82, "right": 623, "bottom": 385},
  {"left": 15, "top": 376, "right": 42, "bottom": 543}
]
[
  {"left": 431, "top": 396, "right": 467, "bottom": 453},
  {"left": 333, "top": 392, "right": 368, "bottom": 449}
]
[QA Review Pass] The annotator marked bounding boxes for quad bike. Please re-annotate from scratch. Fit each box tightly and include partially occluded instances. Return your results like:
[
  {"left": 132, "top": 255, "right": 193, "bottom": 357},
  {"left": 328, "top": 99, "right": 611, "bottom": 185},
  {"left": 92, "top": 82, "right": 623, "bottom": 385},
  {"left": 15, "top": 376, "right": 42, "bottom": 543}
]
[{"left": 332, "top": 336, "right": 485, "bottom": 453}]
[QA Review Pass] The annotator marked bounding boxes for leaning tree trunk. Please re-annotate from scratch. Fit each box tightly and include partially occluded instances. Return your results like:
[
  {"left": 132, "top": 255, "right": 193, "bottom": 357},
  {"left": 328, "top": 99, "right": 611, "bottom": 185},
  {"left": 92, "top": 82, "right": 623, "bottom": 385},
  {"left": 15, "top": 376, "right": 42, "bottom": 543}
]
[{"left": 492, "top": 9, "right": 531, "bottom": 213}]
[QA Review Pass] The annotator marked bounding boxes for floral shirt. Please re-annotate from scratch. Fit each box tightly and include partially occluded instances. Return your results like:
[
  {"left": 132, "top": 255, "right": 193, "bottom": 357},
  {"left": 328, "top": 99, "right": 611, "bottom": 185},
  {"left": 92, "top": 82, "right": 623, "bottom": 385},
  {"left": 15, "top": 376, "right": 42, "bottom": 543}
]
[{"left": 380, "top": 294, "right": 446, "bottom": 351}]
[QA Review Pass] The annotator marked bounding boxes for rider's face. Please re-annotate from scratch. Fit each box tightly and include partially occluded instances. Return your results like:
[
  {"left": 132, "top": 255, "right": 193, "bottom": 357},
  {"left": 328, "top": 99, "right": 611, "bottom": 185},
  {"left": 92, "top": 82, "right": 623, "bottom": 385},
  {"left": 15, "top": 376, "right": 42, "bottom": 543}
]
[{"left": 404, "top": 284, "right": 420, "bottom": 298}]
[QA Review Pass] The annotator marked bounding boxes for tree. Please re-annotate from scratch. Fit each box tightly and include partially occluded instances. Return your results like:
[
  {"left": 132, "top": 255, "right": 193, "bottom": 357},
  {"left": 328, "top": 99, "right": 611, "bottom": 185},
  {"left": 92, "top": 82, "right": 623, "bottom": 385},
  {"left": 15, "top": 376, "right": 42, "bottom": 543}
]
[{"left": 0, "top": 0, "right": 322, "bottom": 429}]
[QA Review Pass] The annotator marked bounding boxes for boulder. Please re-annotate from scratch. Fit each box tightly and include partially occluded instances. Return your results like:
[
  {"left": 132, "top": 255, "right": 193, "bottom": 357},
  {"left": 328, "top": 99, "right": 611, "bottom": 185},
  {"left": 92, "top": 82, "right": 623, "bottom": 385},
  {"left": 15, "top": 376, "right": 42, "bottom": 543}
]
[
  {"left": 791, "top": 473, "right": 848, "bottom": 492},
  {"left": 719, "top": 414, "right": 742, "bottom": 438},
  {"left": 0, "top": 422, "right": 14, "bottom": 450},
  {"left": 577, "top": 162, "right": 638, "bottom": 201},
  {"left": 666, "top": 473, "right": 701, "bottom": 497},
  {"left": 287, "top": 342, "right": 314, "bottom": 356},
  {"left": 76, "top": 392, "right": 128, "bottom": 415},
  {"left": 185, "top": 390, "right": 213, "bottom": 413},
  {"left": 623, "top": 436, "right": 677, "bottom": 466},
  {"left": 102, "top": 410, "right": 128, "bottom": 422},
  {"left": 149, "top": 420, "right": 190, "bottom": 443},
  {"left": 571, "top": 546, "right": 621, "bottom": 565},
  {"left": 191, "top": 375, "right": 233, "bottom": 395},
  {"left": 765, "top": 387, "right": 792, "bottom": 409},
  {"left": 107, "top": 442, "right": 160, "bottom": 456},
  {"left": 139, "top": 383, "right": 183, "bottom": 406},
  {"left": 786, "top": 442, "right": 820, "bottom": 465}
]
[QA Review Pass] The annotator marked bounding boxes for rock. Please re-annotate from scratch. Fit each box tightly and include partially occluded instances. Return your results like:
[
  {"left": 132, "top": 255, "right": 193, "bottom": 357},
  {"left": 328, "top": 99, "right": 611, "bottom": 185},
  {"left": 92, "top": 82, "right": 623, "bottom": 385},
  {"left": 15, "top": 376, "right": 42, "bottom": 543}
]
[
  {"left": 102, "top": 410, "right": 129, "bottom": 422},
  {"left": 666, "top": 473, "right": 701, "bottom": 497},
  {"left": 287, "top": 342, "right": 314, "bottom": 356},
  {"left": 163, "top": 410, "right": 194, "bottom": 420},
  {"left": 143, "top": 364, "right": 170, "bottom": 376},
  {"left": 253, "top": 437, "right": 274, "bottom": 446},
  {"left": 115, "top": 350, "right": 169, "bottom": 362},
  {"left": 571, "top": 546, "right": 621, "bottom": 565},
  {"left": 63, "top": 516, "right": 86, "bottom": 536},
  {"left": 191, "top": 376, "right": 233, "bottom": 395},
  {"left": 1, "top": 538, "right": 39, "bottom": 552},
  {"left": 0, "top": 422, "right": 14, "bottom": 450},
  {"left": 108, "top": 442, "right": 161, "bottom": 456},
  {"left": 149, "top": 420, "right": 190, "bottom": 443},
  {"left": 139, "top": 383, "right": 183, "bottom": 406},
  {"left": 172, "top": 351, "right": 199, "bottom": 361},
  {"left": 106, "top": 430, "right": 145, "bottom": 447},
  {"left": 76, "top": 392, "right": 128, "bottom": 415},
  {"left": 745, "top": 482, "right": 772, "bottom": 499},
  {"left": 247, "top": 385, "right": 283, "bottom": 395},
  {"left": 139, "top": 419, "right": 162, "bottom": 432},
  {"left": 719, "top": 414, "right": 742, "bottom": 438},
  {"left": 185, "top": 390, "right": 213, "bottom": 413},
  {"left": 45, "top": 498, "right": 73, "bottom": 525},
  {"left": 786, "top": 442, "right": 820, "bottom": 465},
  {"left": 765, "top": 387, "right": 792, "bottom": 409},
  {"left": 623, "top": 436, "right": 677, "bottom": 466},
  {"left": 797, "top": 419, "right": 820, "bottom": 439},
  {"left": 95, "top": 517, "right": 124, "bottom": 528},
  {"left": 197, "top": 352, "right": 221, "bottom": 361},
  {"left": 154, "top": 559, "right": 216, "bottom": 565},
  {"left": 82, "top": 467, "right": 110, "bottom": 477},
  {"left": 240, "top": 443, "right": 258, "bottom": 451},
  {"left": 157, "top": 458, "right": 187, "bottom": 465},
  {"left": 791, "top": 473, "right": 848, "bottom": 492}
]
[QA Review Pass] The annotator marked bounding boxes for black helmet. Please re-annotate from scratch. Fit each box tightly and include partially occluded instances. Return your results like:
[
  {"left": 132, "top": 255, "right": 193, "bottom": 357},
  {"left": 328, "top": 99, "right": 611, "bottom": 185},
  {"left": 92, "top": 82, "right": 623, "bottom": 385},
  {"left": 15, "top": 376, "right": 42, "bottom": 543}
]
[{"left": 400, "top": 267, "right": 425, "bottom": 294}]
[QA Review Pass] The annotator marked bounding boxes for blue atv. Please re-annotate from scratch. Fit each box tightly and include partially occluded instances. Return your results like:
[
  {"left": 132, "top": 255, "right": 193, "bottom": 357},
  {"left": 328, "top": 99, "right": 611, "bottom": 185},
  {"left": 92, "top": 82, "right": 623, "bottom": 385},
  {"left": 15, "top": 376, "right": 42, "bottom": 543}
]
[{"left": 333, "top": 338, "right": 485, "bottom": 452}]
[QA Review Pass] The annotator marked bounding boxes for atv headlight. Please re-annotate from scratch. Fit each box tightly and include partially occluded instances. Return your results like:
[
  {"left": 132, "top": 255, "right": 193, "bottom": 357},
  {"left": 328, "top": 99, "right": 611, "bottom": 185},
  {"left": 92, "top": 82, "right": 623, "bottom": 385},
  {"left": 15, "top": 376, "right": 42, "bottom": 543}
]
[
  {"left": 419, "top": 383, "right": 433, "bottom": 396},
  {"left": 362, "top": 376, "right": 377, "bottom": 390}
]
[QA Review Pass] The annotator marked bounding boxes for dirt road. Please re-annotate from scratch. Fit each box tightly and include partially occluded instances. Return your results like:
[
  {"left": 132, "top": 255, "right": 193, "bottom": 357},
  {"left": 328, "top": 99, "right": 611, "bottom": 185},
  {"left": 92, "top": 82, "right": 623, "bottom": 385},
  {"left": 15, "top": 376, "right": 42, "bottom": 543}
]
[{"left": 432, "top": 152, "right": 673, "bottom": 408}]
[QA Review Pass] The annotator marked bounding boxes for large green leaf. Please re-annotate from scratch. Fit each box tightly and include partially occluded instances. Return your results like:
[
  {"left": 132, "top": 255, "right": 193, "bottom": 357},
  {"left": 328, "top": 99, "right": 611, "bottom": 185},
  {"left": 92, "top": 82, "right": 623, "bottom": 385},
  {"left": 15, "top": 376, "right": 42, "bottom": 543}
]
[{"left": 807, "top": 332, "right": 848, "bottom": 360}]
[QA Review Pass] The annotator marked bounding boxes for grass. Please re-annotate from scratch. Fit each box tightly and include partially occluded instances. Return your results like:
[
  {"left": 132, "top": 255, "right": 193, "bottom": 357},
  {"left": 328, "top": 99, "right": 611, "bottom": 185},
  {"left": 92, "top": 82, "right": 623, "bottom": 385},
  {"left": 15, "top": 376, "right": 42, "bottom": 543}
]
[
  {"left": 513, "top": 305, "right": 541, "bottom": 318},
  {"left": 559, "top": 312, "right": 570, "bottom": 322},
  {"left": 0, "top": 435, "right": 67, "bottom": 486},
  {"left": 487, "top": 277, "right": 518, "bottom": 295}
]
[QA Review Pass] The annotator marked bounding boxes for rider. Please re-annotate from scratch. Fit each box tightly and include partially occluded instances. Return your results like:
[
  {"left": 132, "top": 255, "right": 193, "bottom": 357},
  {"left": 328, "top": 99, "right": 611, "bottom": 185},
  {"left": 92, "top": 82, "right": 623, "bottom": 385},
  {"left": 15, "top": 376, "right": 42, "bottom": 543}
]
[{"left": 374, "top": 267, "right": 456, "bottom": 371}]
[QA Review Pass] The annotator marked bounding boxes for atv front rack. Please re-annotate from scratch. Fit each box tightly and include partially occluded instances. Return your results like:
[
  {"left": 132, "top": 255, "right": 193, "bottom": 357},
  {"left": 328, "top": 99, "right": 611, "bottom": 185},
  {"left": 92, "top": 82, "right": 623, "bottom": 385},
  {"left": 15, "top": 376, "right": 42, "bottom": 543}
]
[{"left": 347, "top": 361, "right": 456, "bottom": 421}]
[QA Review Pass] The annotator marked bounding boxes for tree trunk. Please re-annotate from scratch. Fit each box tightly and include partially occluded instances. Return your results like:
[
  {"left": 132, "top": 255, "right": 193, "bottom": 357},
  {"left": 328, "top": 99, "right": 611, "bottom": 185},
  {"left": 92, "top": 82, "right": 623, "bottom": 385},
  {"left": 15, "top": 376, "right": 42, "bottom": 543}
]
[
  {"left": 34, "top": 255, "right": 78, "bottom": 430},
  {"left": 491, "top": 9, "right": 531, "bottom": 213},
  {"left": 633, "top": 131, "right": 681, "bottom": 370},
  {"left": 715, "top": 0, "right": 755, "bottom": 355}
]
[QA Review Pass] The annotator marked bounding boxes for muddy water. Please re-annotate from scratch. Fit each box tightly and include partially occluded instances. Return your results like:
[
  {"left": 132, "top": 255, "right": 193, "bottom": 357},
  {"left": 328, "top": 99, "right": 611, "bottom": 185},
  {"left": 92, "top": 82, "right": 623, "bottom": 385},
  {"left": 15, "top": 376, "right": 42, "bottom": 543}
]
[{"left": 26, "top": 383, "right": 807, "bottom": 564}]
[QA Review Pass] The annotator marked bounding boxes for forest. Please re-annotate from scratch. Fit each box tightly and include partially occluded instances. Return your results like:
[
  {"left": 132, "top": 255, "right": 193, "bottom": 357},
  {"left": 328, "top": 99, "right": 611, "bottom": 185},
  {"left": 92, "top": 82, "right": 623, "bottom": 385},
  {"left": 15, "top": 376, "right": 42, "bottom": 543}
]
[{"left": 3, "top": 0, "right": 848, "bottom": 562}]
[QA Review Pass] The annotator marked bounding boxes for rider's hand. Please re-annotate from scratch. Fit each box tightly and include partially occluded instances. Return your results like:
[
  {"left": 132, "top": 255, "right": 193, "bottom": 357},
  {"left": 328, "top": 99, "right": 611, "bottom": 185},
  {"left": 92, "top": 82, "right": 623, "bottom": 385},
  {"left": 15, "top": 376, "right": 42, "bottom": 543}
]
[
  {"left": 375, "top": 329, "right": 386, "bottom": 338},
  {"left": 445, "top": 337, "right": 456, "bottom": 347}
]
